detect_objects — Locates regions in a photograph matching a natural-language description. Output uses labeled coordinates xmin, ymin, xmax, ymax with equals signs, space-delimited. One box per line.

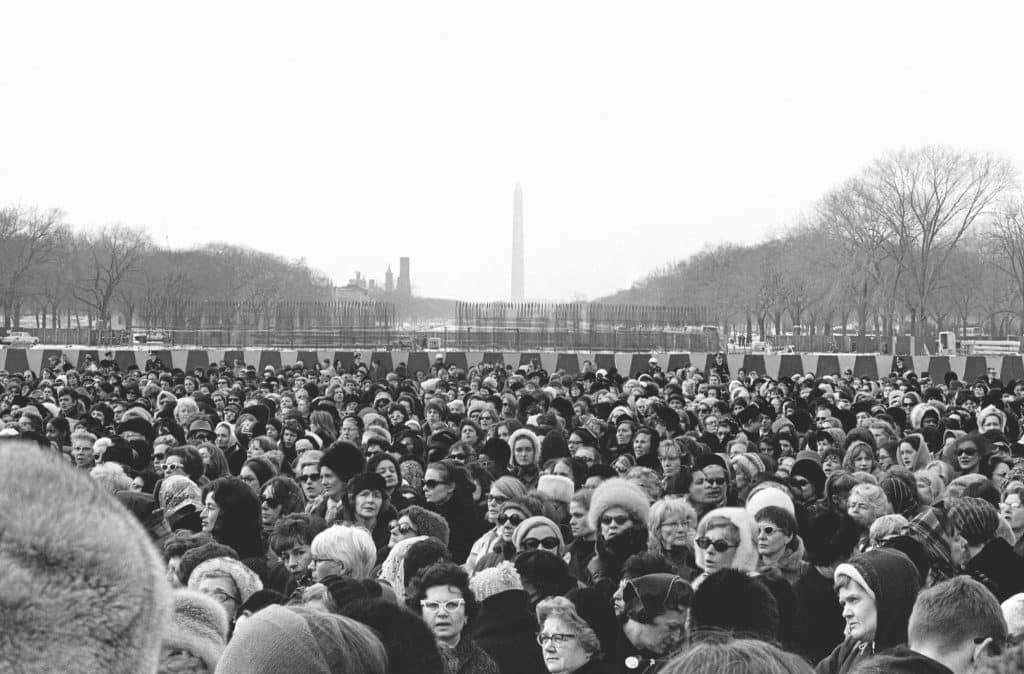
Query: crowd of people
xmin=6 ymin=349 xmax=1024 ymax=673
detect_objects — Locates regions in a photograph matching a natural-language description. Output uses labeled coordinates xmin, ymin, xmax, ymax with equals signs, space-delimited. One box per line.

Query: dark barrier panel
xmin=964 ymin=356 xmax=988 ymax=382
xmin=482 ymin=352 xmax=504 ymax=365
xmin=778 ymin=354 xmax=804 ymax=379
xmin=928 ymin=357 xmax=951 ymax=384
xmin=444 ymin=352 xmax=468 ymax=372
xmin=333 ymin=351 xmax=355 ymax=372
xmin=890 ymin=356 xmax=915 ymax=376
xmin=76 ymin=350 xmax=99 ymax=370
xmin=519 ymin=352 xmax=540 ymax=369
xmin=628 ymin=354 xmax=650 ymax=378
xmin=406 ymin=352 xmax=431 ymax=375
xmin=150 ymin=350 xmax=173 ymax=371
xmin=114 ymin=350 xmax=138 ymax=371
xmin=223 ymin=350 xmax=246 ymax=367
xmin=816 ymin=355 xmax=840 ymax=377
xmin=853 ymin=355 xmax=878 ymax=380
xmin=3 ymin=349 xmax=29 ymax=373
xmin=258 ymin=351 xmax=282 ymax=372
xmin=1002 ymin=356 xmax=1024 ymax=383
xmin=40 ymin=349 xmax=64 ymax=373
xmin=594 ymin=354 xmax=616 ymax=372
xmin=742 ymin=355 xmax=767 ymax=376
xmin=371 ymin=352 xmax=395 ymax=379
xmin=666 ymin=353 xmax=692 ymax=371
xmin=556 ymin=353 xmax=580 ymax=374
xmin=296 ymin=351 xmax=319 ymax=370
xmin=185 ymin=350 xmax=210 ymax=372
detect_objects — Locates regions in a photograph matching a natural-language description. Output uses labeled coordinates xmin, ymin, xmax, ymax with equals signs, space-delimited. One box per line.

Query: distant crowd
xmin=5 ymin=349 xmax=1024 ymax=673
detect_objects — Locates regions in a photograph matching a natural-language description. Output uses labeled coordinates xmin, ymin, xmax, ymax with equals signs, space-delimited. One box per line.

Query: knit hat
xmin=1002 ymin=593 xmax=1024 ymax=643
xmin=319 ymin=441 xmax=365 ymax=482
xmin=469 ymin=561 xmax=523 ymax=601
xmin=162 ymin=590 xmax=229 ymax=671
xmin=745 ymin=484 xmax=795 ymax=517
xmin=880 ymin=475 xmax=919 ymax=518
xmin=512 ymin=515 xmax=565 ymax=551
xmin=0 ymin=441 xmax=171 ymax=673
xmin=399 ymin=505 xmax=450 ymax=545
xmin=622 ymin=573 xmax=693 ymax=624
xmin=588 ymin=478 xmax=651 ymax=531
xmin=187 ymin=557 xmax=263 ymax=605
xmin=480 ymin=437 xmax=511 ymax=468
xmin=537 ymin=474 xmax=575 ymax=505
xmin=159 ymin=474 xmax=203 ymax=518
xmin=347 ymin=472 xmax=387 ymax=497
xmin=731 ymin=453 xmax=766 ymax=479
xmin=949 ymin=497 xmax=1001 ymax=546
xmin=215 ymin=605 xmax=386 ymax=674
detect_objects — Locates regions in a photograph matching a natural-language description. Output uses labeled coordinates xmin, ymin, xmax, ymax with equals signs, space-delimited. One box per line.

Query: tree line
xmin=606 ymin=146 xmax=1024 ymax=342
xmin=0 ymin=211 xmax=335 ymax=331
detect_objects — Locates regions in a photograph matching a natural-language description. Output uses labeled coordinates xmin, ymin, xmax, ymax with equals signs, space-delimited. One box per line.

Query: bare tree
xmin=0 ymin=205 xmax=67 ymax=328
xmin=73 ymin=225 xmax=151 ymax=327
xmin=985 ymin=197 xmax=1024 ymax=332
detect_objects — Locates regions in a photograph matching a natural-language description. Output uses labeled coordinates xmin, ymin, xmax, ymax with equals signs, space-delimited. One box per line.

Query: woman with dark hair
xmin=45 ymin=416 xmax=72 ymax=453
xmin=406 ymin=562 xmax=499 ymax=674
xmin=259 ymin=476 xmax=305 ymax=536
xmin=368 ymin=452 xmax=420 ymax=510
xmin=944 ymin=432 xmax=993 ymax=478
xmin=343 ymin=472 xmax=397 ymax=549
xmin=240 ymin=456 xmax=277 ymax=494
xmin=423 ymin=460 xmax=487 ymax=564
xmin=201 ymin=477 xmax=264 ymax=559
xmin=166 ymin=446 xmax=207 ymax=485
xmin=197 ymin=441 xmax=230 ymax=481
xmin=459 ymin=419 xmax=484 ymax=452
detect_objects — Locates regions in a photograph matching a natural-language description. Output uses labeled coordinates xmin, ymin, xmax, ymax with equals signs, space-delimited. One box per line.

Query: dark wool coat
xmin=471 ymin=590 xmax=546 ymax=674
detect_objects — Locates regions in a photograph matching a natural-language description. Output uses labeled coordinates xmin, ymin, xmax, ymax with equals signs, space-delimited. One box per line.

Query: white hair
xmin=310 ymin=525 xmax=377 ymax=580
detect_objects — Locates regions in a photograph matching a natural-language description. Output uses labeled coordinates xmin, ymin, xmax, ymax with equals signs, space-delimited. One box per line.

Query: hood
xmin=471 ymin=589 xmax=535 ymax=639
xmin=834 ymin=548 xmax=921 ymax=650
xmin=695 ymin=507 xmax=759 ymax=574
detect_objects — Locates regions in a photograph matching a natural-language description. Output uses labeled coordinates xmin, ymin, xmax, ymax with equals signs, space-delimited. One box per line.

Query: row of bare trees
xmin=608 ymin=146 xmax=1024 ymax=341
xmin=0 ymin=208 xmax=335 ymax=331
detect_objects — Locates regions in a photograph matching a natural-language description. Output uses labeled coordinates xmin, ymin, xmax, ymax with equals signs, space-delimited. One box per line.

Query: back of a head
xmin=690 ymin=568 xmax=780 ymax=642
xmin=661 ymin=637 xmax=813 ymax=674
xmin=908 ymin=576 xmax=1007 ymax=656
xmin=341 ymin=598 xmax=447 ymax=674
xmin=216 ymin=604 xmax=387 ymax=674
xmin=402 ymin=537 xmax=453 ymax=582
xmin=0 ymin=440 xmax=171 ymax=673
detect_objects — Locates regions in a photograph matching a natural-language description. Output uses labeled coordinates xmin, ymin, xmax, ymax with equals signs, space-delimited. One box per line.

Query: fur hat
xmin=537 ymin=474 xmax=575 ymax=505
xmin=162 ymin=590 xmax=229 ymax=671
xmin=745 ymin=484 xmax=795 ymax=517
xmin=909 ymin=402 xmax=943 ymax=430
xmin=0 ymin=441 xmax=171 ymax=673
xmin=187 ymin=557 xmax=263 ymax=605
xmin=791 ymin=458 xmax=826 ymax=495
xmin=399 ymin=505 xmax=450 ymax=545
xmin=690 ymin=568 xmax=780 ymax=640
xmin=469 ymin=561 xmax=523 ymax=602
xmin=319 ymin=441 xmax=365 ymax=482
xmin=588 ymin=478 xmax=651 ymax=531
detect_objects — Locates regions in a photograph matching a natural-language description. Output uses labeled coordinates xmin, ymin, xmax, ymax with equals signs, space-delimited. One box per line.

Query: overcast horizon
xmin=3 ymin=1 xmax=1024 ymax=303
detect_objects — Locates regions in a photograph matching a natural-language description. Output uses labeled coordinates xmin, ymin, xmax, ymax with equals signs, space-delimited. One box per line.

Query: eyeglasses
xmin=521 ymin=537 xmax=560 ymax=551
xmin=703 ymin=477 xmax=727 ymax=486
xmin=537 ymin=633 xmax=576 ymax=646
xmin=423 ymin=480 xmax=449 ymax=490
xmin=299 ymin=474 xmax=322 ymax=483
xmin=421 ymin=599 xmax=465 ymax=612
xmin=487 ymin=493 xmax=509 ymax=505
xmin=162 ymin=463 xmax=185 ymax=473
xmin=497 ymin=513 xmax=525 ymax=526
xmin=758 ymin=525 xmax=780 ymax=536
xmin=261 ymin=496 xmax=281 ymax=509
xmin=600 ymin=514 xmax=630 ymax=526
xmin=567 ymin=439 xmax=582 ymax=448
xmin=695 ymin=537 xmax=738 ymax=552
xmin=390 ymin=521 xmax=418 ymax=535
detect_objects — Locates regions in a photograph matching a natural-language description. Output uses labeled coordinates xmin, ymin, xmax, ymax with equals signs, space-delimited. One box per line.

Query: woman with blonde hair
xmin=647 ymin=497 xmax=698 ymax=581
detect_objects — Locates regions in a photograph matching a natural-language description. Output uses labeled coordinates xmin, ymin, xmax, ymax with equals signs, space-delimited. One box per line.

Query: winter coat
xmin=471 ymin=590 xmax=546 ymax=674
xmin=442 ymin=636 xmax=500 ymax=674
xmin=793 ymin=565 xmax=846 ymax=664
xmin=964 ymin=537 xmax=1024 ymax=602
xmin=850 ymin=645 xmax=954 ymax=673
xmin=428 ymin=494 xmax=487 ymax=565
xmin=757 ymin=536 xmax=808 ymax=586
xmin=586 ymin=527 xmax=649 ymax=598
xmin=566 ymin=536 xmax=597 ymax=583
xmin=815 ymin=548 xmax=921 ymax=674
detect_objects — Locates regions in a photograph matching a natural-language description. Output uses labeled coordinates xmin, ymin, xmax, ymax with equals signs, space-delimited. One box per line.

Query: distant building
xmin=397 ymin=257 xmax=411 ymax=297
xmin=385 ymin=266 xmax=394 ymax=293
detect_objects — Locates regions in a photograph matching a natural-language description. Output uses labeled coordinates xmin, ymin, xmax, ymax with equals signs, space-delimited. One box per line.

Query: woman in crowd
xmin=465 ymin=475 xmax=529 ymax=572
xmin=508 ymin=428 xmax=542 ymax=491
xmin=407 ymin=562 xmax=500 ymax=674
xmin=586 ymin=478 xmax=650 ymax=595
xmin=646 ymin=497 xmax=698 ymax=581
xmin=423 ymin=459 xmax=487 ymax=564
xmin=536 ymin=596 xmax=617 ymax=674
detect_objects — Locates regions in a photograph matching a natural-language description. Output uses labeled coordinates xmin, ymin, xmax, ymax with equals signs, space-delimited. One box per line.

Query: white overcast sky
xmin=2 ymin=1 xmax=1023 ymax=302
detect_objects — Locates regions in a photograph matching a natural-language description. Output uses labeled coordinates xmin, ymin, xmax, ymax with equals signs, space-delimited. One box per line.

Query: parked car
xmin=1 ymin=331 xmax=39 ymax=346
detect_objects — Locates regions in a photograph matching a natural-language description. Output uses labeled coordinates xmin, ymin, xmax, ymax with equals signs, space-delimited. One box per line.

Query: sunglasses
xmin=390 ymin=521 xmax=418 ymax=535
xmin=261 ymin=496 xmax=281 ymax=509
xmin=497 ymin=513 xmax=525 ymax=526
xmin=956 ymin=448 xmax=978 ymax=456
xmin=600 ymin=514 xmax=630 ymax=526
xmin=521 ymin=537 xmax=560 ymax=551
xmin=162 ymin=463 xmax=185 ymax=473
xmin=703 ymin=477 xmax=727 ymax=486
xmin=758 ymin=525 xmax=780 ymax=536
xmin=299 ymin=474 xmax=321 ymax=483
xmin=423 ymin=480 xmax=449 ymax=490
xmin=448 ymin=453 xmax=467 ymax=462
xmin=696 ymin=537 xmax=738 ymax=552
xmin=487 ymin=493 xmax=509 ymax=504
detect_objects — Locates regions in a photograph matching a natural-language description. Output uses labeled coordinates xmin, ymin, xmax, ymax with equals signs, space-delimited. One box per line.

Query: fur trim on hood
xmin=694 ymin=507 xmax=759 ymax=574
xmin=909 ymin=402 xmax=943 ymax=431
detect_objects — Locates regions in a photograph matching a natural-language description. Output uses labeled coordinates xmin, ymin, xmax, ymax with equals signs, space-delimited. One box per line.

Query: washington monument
xmin=511 ymin=182 xmax=525 ymax=302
